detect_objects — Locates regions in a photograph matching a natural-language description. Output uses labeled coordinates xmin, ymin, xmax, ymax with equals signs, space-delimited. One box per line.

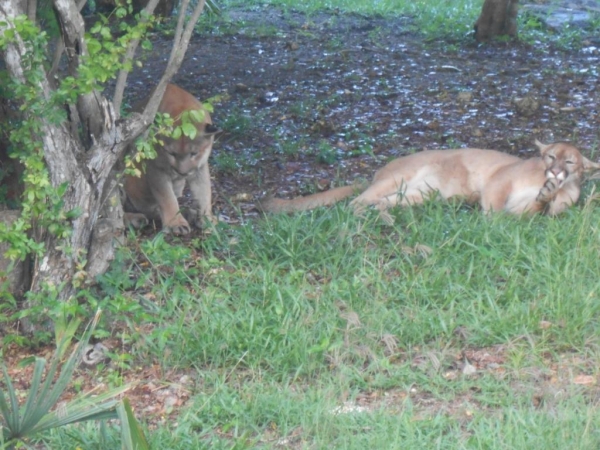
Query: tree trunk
xmin=474 ymin=0 xmax=519 ymax=42
xmin=0 ymin=0 xmax=208 ymax=329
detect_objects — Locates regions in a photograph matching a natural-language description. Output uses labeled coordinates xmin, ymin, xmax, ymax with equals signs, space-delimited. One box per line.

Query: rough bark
xmin=0 ymin=0 xmax=207 ymax=329
xmin=474 ymin=0 xmax=519 ymax=42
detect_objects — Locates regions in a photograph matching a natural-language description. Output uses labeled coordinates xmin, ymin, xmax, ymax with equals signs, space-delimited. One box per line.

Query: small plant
xmin=0 ymin=311 xmax=149 ymax=449
xmin=212 ymin=151 xmax=240 ymax=173
xmin=219 ymin=108 xmax=252 ymax=137
xmin=316 ymin=140 xmax=339 ymax=164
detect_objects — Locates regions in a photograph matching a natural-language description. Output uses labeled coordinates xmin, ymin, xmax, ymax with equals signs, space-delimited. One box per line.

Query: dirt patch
xmin=4 ymin=340 xmax=599 ymax=433
xmin=126 ymin=5 xmax=600 ymax=224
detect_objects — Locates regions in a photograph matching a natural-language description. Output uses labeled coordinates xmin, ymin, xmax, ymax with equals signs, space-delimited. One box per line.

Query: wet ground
xmin=124 ymin=4 xmax=600 ymax=224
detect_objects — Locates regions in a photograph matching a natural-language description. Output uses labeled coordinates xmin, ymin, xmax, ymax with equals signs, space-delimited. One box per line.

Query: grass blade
xmin=118 ymin=398 xmax=150 ymax=450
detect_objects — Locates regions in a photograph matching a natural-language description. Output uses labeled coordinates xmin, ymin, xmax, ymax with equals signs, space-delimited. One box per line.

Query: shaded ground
xmin=128 ymin=4 xmax=600 ymax=224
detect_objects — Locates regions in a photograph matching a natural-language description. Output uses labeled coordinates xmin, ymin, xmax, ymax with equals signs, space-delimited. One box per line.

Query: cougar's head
xmin=163 ymin=122 xmax=220 ymax=177
xmin=536 ymin=139 xmax=600 ymax=186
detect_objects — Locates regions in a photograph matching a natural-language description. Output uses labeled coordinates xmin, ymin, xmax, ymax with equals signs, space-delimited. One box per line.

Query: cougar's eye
xmin=566 ymin=160 xmax=575 ymax=165
xmin=189 ymin=151 xmax=198 ymax=157
xmin=546 ymin=154 xmax=556 ymax=161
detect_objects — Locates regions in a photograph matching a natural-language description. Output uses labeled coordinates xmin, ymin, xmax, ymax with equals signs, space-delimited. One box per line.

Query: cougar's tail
xmin=258 ymin=182 xmax=368 ymax=213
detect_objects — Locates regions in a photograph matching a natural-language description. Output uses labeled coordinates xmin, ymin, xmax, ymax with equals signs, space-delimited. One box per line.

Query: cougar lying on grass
xmin=124 ymin=84 xmax=219 ymax=235
xmin=261 ymin=140 xmax=600 ymax=219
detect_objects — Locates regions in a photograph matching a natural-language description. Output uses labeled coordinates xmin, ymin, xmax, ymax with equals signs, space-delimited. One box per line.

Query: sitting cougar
xmin=124 ymin=84 xmax=219 ymax=235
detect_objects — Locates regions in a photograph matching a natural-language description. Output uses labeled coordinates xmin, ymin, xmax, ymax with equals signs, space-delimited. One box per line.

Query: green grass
xmin=202 ymin=0 xmax=484 ymax=40
xmin=198 ymin=0 xmax=600 ymax=45
xmin=222 ymin=0 xmax=483 ymax=19
xmin=40 ymin=188 xmax=600 ymax=448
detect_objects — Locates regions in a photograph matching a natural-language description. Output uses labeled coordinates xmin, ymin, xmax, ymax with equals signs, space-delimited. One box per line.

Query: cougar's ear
xmin=582 ymin=156 xmax=600 ymax=172
xmin=204 ymin=123 xmax=221 ymax=135
xmin=535 ymin=139 xmax=550 ymax=155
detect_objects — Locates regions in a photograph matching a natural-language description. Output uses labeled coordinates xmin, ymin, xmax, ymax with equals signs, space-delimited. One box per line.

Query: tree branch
xmin=26 ymin=0 xmax=36 ymax=22
xmin=112 ymin=0 xmax=161 ymax=117
xmin=49 ymin=0 xmax=87 ymax=79
xmin=52 ymin=0 xmax=87 ymax=72
xmin=53 ymin=0 xmax=106 ymax=149
xmin=140 ymin=0 xmax=206 ymax=123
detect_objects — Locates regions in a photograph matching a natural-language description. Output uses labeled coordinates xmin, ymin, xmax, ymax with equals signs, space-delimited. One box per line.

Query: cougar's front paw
xmin=536 ymin=178 xmax=560 ymax=203
xmin=164 ymin=215 xmax=192 ymax=235
xmin=189 ymin=209 xmax=218 ymax=229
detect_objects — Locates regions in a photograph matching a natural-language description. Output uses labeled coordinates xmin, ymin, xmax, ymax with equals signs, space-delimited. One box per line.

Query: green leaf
xmin=0 ymin=311 xmax=151 ymax=447
xmin=181 ymin=122 xmax=197 ymax=139
xmin=100 ymin=26 xmax=112 ymax=39
xmin=19 ymin=358 xmax=47 ymax=433
xmin=0 ymin=364 xmax=20 ymax=432
xmin=189 ymin=109 xmax=206 ymax=123
xmin=16 ymin=356 xmax=36 ymax=368
xmin=171 ymin=127 xmax=182 ymax=140
xmin=54 ymin=316 xmax=82 ymax=358
xmin=118 ymin=398 xmax=150 ymax=450
xmin=3 ymin=29 xmax=15 ymax=41
xmin=87 ymin=38 xmax=102 ymax=55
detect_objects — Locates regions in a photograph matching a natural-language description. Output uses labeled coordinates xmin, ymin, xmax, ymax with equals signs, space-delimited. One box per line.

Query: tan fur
xmin=261 ymin=141 xmax=600 ymax=218
xmin=124 ymin=84 xmax=219 ymax=235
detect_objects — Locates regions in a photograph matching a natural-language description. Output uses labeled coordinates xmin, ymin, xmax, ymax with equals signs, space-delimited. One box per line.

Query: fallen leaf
xmin=573 ymin=375 xmax=596 ymax=385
